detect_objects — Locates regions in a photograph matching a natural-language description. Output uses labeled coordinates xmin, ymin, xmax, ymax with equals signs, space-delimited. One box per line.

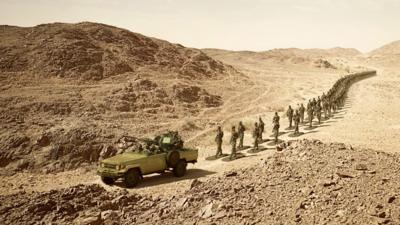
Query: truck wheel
xmin=167 ymin=151 xmax=180 ymax=167
xmin=101 ymin=177 xmax=115 ymax=185
xmin=173 ymin=160 xmax=187 ymax=177
xmin=125 ymin=169 xmax=141 ymax=188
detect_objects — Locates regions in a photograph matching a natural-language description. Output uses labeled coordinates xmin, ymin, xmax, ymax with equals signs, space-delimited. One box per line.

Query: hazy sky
xmin=1 ymin=0 xmax=399 ymax=52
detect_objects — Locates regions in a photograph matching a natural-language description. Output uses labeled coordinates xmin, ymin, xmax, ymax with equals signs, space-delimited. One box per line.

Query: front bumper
xmin=97 ymin=167 xmax=126 ymax=178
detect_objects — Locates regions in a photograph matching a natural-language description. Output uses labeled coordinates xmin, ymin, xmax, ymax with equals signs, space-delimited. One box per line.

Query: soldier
xmin=259 ymin=117 xmax=265 ymax=141
xmin=299 ymin=103 xmax=305 ymax=123
xmin=229 ymin=126 xmax=239 ymax=160
xmin=252 ymin=122 xmax=260 ymax=150
xmin=317 ymin=96 xmax=322 ymax=108
xmin=322 ymin=92 xmax=326 ymax=101
xmin=323 ymin=99 xmax=329 ymax=119
xmin=315 ymin=103 xmax=322 ymax=124
xmin=312 ymin=98 xmax=317 ymax=109
xmin=333 ymin=99 xmax=337 ymax=112
xmin=272 ymin=112 xmax=280 ymax=143
xmin=286 ymin=105 xmax=294 ymax=128
xmin=238 ymin=121 xmax=246 ymax=149
xmin=307 ymin=104 xmax=314 ymax=127
xmin=328 ymin=98 xmax=332 ymax=117
xmin=215 ymin=126 xmax=224 ymax=158
xmin=307 ymin=99 xmax=312 ymax=110
xmin=293 ymin=110 xmax=300 ymax=135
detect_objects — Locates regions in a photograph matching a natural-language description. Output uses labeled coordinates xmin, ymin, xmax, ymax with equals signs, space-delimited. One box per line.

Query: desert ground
xmin=0 ymin=23 xmax=399 ymax=224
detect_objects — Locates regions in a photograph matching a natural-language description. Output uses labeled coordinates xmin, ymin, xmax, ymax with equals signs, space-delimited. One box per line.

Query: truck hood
xmin=102 ymin=152 xmax=146 ymax=164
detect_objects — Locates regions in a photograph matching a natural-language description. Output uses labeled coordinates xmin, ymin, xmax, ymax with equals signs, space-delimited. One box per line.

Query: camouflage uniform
xmin=286 ymin=106 xmax=294 ymax=128
xmin=272 ymin=113 xmax=280 ymax=143
xmin=229 ymin=126 xmax=239 ymax=160
xmin=252 ymin=122 xmax=260 ymax=150
xmin=312 ymin=98 xmax=317 ymax=109
xmin=315 ymin=104 xmax=322 ymax=124
xmin=323 ymin=99 xmax=329 ymax=119
xmin=293 ymin=110 xmax=300 ymax=134
xmin=307 ymin=105 xmax=314 ymax=127
xmin=317 ymin=96 xmax=322 ymax=108
xmin=299 ymin=104 xmax=305 ymax=123
xmin=238 ymin=122 xmax=246 ymax=149
xmin=215 ymin=127 xmax=224 ymax=157
xmin=258 ymin=117 xmax=265 ymax=141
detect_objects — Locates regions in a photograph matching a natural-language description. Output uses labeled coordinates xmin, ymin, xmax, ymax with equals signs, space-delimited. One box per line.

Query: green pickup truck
xmin=97 ymin=131 xmax=198 ymax=187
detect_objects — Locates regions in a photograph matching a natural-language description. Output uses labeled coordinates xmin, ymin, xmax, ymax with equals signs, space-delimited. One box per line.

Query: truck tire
xmin=124 ymin=169 xmax=141 ymax=188
xmin=173 ymin=160 xmax=187 ymax=177
xmin=167 ymin=151 xmax=180 ymax=167
xmin=101 ymin=177 xmax=115 ymax=185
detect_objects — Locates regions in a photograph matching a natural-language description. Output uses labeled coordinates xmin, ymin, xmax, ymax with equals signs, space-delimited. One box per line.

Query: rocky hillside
xmin=0 ymin=22 xmax=247 ymax=174
xmin=1 ymin=139 xmax=399 ymax=225
xmin=0 ymin=22 xmax=231 ymax=81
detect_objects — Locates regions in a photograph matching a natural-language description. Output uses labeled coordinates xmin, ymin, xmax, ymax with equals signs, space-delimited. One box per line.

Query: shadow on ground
xmin=266 ymin=139 xmax=284 ymax=146
xmin=269 ymin=132 xmax=287 ymax=137
xmin=247 ymin=146 xmax=274 ymax=154
xmin=113 ymin=168 xmax=216 ymax=189
xmin=221 ymin=153 xmax=255 ymax=162
xmin=287 ymin=132 xmax=305 ymax=137
xmin=205 ymin=154 xmax=229 ymax=161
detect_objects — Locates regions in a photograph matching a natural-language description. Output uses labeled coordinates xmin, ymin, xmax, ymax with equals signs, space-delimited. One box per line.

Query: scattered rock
xmin=355 ymin=163 xmax=368 ymax=171
xmin=225 ymin=171 xmax=238 ymax=177
xmin=336 ymin=171 xmax=356 ymax=178
xmin=198 ymin=203 xmax=217 ymax=219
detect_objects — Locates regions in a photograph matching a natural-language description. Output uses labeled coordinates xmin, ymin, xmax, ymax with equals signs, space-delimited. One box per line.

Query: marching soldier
xmin=293 ymin=110 xmax=300 ymax=135
xmin=312 ymin=98 xmax=317 ymax=109
xmin=252 ymin=122 xmax=260 ymax=150
xmin=315 ymin=103 xmax=322 ymax=124
xmin=317 ymin=96 xmax=322 ymax=108
xmin=307 ymin=99 xmax=312 ymax=110
xmin=299 ymin=103 xmax=305 ymax=123
xmin=215 ymin=126 xmax=224 ymax=158
xmin=259 ymin=117 xmax=265 ymax=141
xmin=238 ymin=121 xmax=246 ymax=149
xmin=229 ymin=126 xmax=239 ymax=160
xmin=272 ymin=112 xmax=280 ymax=143
xmin=286 ymin=105 xmax=294 ymax=128
xmin=307 ymin=104 xmax=314 ymax=127
xmin=323 ymin=99 xmax=329 ymax=119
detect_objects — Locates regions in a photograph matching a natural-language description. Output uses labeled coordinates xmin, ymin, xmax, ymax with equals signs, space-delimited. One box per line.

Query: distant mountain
xmin=203 ymin=47 xmax=360 ymax=70
xmin=369 ymin=40 xmax=400 ymax=56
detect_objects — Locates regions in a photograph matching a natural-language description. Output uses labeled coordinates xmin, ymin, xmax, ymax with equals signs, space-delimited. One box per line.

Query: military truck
xmin=97 ymin=131 xmax=198 ymax=187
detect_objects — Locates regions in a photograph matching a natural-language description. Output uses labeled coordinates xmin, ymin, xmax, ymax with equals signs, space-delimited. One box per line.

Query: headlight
xmin=101 ymin=163 xmax=105 ymax=167
xmin=117 ymin=164 xmax=126 ymax=170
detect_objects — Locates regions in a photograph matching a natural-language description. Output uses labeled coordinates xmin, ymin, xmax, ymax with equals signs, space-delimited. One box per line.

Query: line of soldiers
xmin=215 ymin=71 xmax=377 ymax=160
